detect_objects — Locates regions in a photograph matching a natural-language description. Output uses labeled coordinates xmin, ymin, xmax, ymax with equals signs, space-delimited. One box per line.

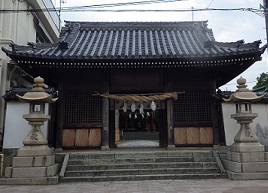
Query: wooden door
xmin=61 ymin=90 xmax=103 ymax=149
xmin=62 ymin=128 xmax=101 ymax=148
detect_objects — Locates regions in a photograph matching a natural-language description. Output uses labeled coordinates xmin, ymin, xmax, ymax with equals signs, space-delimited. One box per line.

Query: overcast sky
xmin=54 ymin=0 xmax=267 ymax=91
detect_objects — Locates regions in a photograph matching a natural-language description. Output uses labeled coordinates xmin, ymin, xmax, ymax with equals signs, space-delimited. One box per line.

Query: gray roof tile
xmin=2 ymin=21 xmax=264 ymax=60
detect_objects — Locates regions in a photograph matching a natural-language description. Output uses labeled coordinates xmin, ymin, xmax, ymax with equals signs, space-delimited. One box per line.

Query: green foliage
xmin=253 ymin=72 xmax=268 ymax=91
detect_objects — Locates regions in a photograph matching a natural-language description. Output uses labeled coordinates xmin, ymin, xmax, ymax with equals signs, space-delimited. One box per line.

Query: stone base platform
xmin=0 ymin=176 xmax=58 ymax=185
xmin=3 ymin=162 xmax=60 ymax=184
xmin=225 ymin=170 xmax=268 ymax=180
xmin=4 ymin=145 xmax=60 ymax=184
xmin=5 ymin=163 xmax=60 ymax=178
xmin=222 ymin=150 xmax=268 ymax=180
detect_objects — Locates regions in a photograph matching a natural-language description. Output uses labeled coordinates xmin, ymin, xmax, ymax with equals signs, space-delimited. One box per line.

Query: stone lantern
xmin=222 ymin=77 xmax=268 ymax=180
xmin=223 ymin=76 xmax=263 ymax=152
xmin=16 ymin=76 xmax=57 ymax=151
xmin=4 ymin=76 xmax=59 ymax=184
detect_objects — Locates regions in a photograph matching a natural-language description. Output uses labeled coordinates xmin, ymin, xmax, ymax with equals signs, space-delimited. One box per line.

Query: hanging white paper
xmin=131 ymin=102 xmax=136 ymax=112
xmin=139 ymin=103 xmax=144 ymax=114
xmin=123 ymin=101 xmax=127 ymax=112
xmin=151 ymin=101 xmax=156 ymax=111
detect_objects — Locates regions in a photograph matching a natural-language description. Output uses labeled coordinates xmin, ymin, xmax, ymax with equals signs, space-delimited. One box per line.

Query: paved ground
xmin=1 ymin=179 xmax=268 ymax=193
xmin=117 ymin=140 xmax=159 ymax=148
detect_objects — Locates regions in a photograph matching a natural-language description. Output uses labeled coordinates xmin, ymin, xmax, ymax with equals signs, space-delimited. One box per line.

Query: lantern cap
xmin=223 ymin=77 xmax=263 ymax=102
xmin=16 ymin=76 xmax=58 ymax=103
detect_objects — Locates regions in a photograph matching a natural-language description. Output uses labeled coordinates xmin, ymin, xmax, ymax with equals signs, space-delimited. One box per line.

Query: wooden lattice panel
xmin=75 ymin=129 xmax=89 ymax=147
xmin=62 ymin=129 xmax=75 ymax=147
xmin=186 ymin=127 xmax=200 ymax=144
xmin=200 ymin=127 xmax=213 ymax=144
xmin=64 ymin=91 xmax=102 ymax=125
xmin=88 ymin=128 xmax=101 ymax=146
xmin=174 ymin=91 xmax=211 ymax=123
xmin=174 ymin=127 xmax=187 ymax=144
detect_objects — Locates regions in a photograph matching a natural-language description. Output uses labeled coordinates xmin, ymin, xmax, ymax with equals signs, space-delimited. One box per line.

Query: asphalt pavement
xmin=0 ymin=179 xmax=268 ymax=193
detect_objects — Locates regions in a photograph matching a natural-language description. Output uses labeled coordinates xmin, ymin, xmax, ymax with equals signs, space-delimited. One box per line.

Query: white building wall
xmin=3 ymin=102 xmax=48 ymax=149
xmin=222 ymin=102 xmax=268 ymax=147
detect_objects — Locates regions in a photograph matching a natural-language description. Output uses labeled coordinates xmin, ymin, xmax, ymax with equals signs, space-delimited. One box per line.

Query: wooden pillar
xmin=101 ymin=97 xmax=110 ymax=150
xmin=115 ymin=109 xmax=120 ymax=144
xmin=57 ymin=83 xmax=64 ymax=148
xmin=109 ymin=109 xmax=115 ymax=148
xmin=165 ymin=70 xmax=175 ymax=150
xmin=167 ymin=98 xmax=175 ymax=149
xmin=210 ymin=80 xmax=220 ymax=146
xmin=101 ymin=79 xmax=110 ymax=151
xmin=159 ymin=109 xmax=167 ymax=148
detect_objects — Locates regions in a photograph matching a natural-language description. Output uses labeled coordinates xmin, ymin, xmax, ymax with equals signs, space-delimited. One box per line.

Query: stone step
xmin=65 ymin=168 xmax=221 ymax=177
xmin=68 ymin=156 xmax=215 ymax=165
xmin=61 ymin=173 xmax=226 ymax=182
xmin=66 ymin=162 xmax=218 ymax=171
xmin=68 ymin=151 xmax=213 ymax=160
xmin=60 ymin=151 xmax=226 ymax=182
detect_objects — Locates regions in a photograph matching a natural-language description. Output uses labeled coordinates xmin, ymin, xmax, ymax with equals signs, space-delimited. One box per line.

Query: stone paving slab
xmin=0 ymin=179 xmax=268 ymax=193
xmin=117 ymin=140 xmax=159 ymax=148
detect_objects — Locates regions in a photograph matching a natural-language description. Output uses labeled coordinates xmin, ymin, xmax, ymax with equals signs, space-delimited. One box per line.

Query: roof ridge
xmin=63 ymin=20 xmax=210 ymax=30
xmin=64 ymin=20 xmax=209 ymax=23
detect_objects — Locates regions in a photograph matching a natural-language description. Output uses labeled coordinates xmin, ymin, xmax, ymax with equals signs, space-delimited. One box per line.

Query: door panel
xmin=62 ymin=128 xmax=101 ymax=148
xmin=174 ymin=127 xmax=213 ymax=145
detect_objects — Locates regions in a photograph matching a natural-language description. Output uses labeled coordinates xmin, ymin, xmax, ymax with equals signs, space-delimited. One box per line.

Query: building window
xmin=36 ymin=32 xmax=46 ymax=43
xmin=34 ymin=17 xmax=51 ymax=43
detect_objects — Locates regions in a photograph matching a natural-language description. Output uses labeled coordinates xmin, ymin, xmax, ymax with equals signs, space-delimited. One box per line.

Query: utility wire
xmin=207 ymin=0 xmax=214 ymax=8
xmin=0 ymin=7 xmax=263 ymax=13
xmin=64 ymin=0 xmax=184 ymax=9
xmin=0 ymin=0 xmax=263 ymax=18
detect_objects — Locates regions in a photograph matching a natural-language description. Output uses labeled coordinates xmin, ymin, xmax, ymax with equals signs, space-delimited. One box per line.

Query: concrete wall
xmin=222 ymin=103 xmax=268 ymax=147
xmin=0 ymin=1 xmax=36 ymax=44
xmin=26 ymin=0 xmax=60 ymax=42
xmin=3 ymin=102 xmax=48 ymax=149
xmin=0 ymin=0 xmax=59 ymax=140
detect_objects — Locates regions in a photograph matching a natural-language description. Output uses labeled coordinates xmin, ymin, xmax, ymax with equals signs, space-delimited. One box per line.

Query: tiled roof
xmin=3 ymin=21 xmax=264 ymax=60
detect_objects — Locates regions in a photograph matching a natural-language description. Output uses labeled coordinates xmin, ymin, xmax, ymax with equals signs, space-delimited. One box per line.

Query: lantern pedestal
xmin=229 ymin=112 xmax=264 ymax=153
xmin=222 ymin=112 xmax=268 ymax=180
xmin=4 ymin=112 xmax=60 ymax=184
xmin=222 ymin=150 xmax=268 ymax=180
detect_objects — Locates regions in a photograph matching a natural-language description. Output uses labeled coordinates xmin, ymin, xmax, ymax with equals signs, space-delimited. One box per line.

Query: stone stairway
xmin=60 ymin=150 xmax=226 ymax=182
